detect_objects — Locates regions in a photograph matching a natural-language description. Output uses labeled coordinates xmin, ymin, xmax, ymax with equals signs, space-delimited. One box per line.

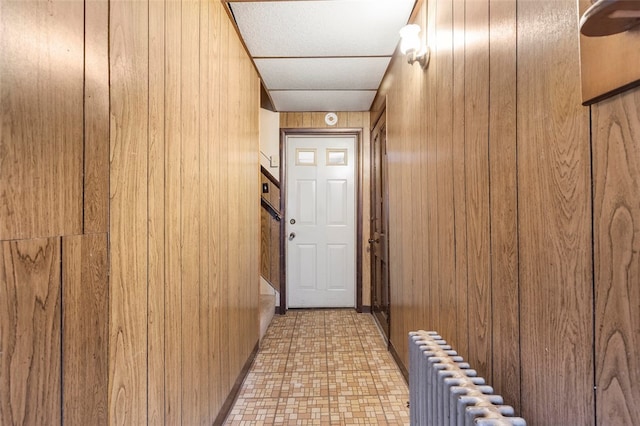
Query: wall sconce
xmin=399 ymin=24 xmax=430 ymax=69
xmin=580 ymin=0 xmax=640 ymax=36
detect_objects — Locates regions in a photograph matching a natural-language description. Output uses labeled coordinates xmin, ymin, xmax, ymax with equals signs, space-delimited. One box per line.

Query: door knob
xmin=289 ymin=232 xmax=296 ymax=241
xmin=368 ymin=238 xmax=380 ymax=244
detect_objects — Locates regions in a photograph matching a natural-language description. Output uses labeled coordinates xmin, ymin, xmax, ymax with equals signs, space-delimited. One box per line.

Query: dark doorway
xmin=370 ymin=110 xmax=390 ymax=340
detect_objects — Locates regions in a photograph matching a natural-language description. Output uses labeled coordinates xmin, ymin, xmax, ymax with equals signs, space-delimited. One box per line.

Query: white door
xmin=286 ymin=135 xmax=356 ymax=308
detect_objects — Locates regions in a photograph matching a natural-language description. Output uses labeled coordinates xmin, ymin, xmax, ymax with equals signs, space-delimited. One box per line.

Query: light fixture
xmin=399 ymin=24 xmax=430 ymax=69
xmin=580 ymin=0 xmax=640 ymax=37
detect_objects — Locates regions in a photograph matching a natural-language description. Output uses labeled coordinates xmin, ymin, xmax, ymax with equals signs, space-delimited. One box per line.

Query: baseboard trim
xmin=389 ymin=340 xmax=409 ymax=384
xmin=213 ymin=340 xmax=260 ymax=425
xmin=358 ymin=305 xmax=371 ymax=313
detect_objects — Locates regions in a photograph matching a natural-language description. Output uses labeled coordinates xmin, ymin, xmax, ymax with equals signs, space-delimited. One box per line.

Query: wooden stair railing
xmin=260 ymin=166 xmax=281 ymax=292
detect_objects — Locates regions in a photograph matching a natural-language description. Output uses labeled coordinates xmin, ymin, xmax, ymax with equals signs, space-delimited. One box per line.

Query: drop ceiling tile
xmin=269 ymin=90 xmax=377 ymax=112
xmin=255 ymin=57 xmax=390 ymax=90
xmin=229 ymin=0 xmax=415 ymax=57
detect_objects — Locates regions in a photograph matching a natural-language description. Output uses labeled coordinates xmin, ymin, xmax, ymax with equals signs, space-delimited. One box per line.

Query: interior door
xmin=286 ymin=135 xmax=356 ymax=308
xmin=370 ymin=112 xmax=390 ymax=339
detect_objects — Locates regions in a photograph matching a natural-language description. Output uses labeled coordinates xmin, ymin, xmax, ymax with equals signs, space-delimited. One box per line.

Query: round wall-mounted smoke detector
xmin=325 ymin=112 xmax=338 ymax=126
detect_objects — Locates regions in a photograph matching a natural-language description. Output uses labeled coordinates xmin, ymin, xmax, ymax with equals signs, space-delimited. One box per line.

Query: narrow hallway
xmin=224 ymin=310 xmax=409 ymax=425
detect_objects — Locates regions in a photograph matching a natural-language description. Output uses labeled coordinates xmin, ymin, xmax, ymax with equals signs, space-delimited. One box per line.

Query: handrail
xmin=260 ymin=165 xmax=280 ymax=188
xmin=261 ymin=198 xmax=281 ymax=221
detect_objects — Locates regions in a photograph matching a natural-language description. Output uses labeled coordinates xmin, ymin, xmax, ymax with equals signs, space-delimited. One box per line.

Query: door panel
xmin=371 ymin=112 xmax=390 ymax=339
xmin=287 ymin=135 xmax=356 ymax=308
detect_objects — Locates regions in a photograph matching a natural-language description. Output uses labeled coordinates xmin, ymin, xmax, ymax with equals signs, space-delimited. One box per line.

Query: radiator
xmin=409 ymin=331 xmax=526 ymax=426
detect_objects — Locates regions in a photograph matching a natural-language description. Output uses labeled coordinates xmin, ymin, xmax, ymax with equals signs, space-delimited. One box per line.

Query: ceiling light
xmin=580 ymin=0 xmax=640 ymax=36
xmin=399 ymin=24 xmax=430 ymax=69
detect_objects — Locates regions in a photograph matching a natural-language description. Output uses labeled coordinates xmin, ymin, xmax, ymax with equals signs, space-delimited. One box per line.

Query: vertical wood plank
xmin=0 ymin=238 xmax=61 ymax=426
xmin=84 ymin=0 xmax=110 ymax=234
xmin=217 ymin=10 xmax=232 ymax=399
xmin=464 ymin=0 xmax=491 ymax=380
xmin=164 ymin=0 xmax=182 ymax=421
xmin=451 ymin=0 xmax=469 ymax=359
xmin=488 ymin=0 xmax=519 ymax=410
xmin=347 ymin=112 xmax=364 ymax=128
xmin=593 ymin=89 xmax=640 ymax=426
xmin=227 ymin=22 xmax=243 ymax=378
xmin=109 ymin=0 xmax=149 ymax=422
xmin=517 ymin=0 xmax=593 ymax=423
xmin=180 ymin=0 xmax=202 ymax=422
xmin=435 ymin=0 xmax=456 ymax=345
xmin=0 ymin=0 xmax=83 ymax=240
xmin=360 ymin=114 xmax=371 ymax=307
xmin=62 ymin=234 xmax=108 ymax=426
xmin=199 ymin=0 xmax=212 ymax=421
xmin=311 ymin=112 xmax=326 ymax=128
xmin=207 ymin=1 xmax=225 ymax=417
xmin=148 ymin=0 xmax=166 ymax=423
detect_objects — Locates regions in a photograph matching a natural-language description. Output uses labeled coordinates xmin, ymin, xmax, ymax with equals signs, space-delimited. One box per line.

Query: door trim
xmin=279 ymin=128 xmax=364 ymax=313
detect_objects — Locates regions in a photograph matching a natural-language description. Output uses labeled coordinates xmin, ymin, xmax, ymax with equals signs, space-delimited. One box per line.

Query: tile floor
xmin=224 ymin=309 xmax=410 ymax=425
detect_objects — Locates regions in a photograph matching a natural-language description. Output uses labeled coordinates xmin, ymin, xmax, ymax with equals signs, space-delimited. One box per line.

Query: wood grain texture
xmin=488 ymin=0 xmax=519 ymax=410
xmin=435 ymin=0 xmax=456 ymax=347
xmin=0 ymin=238 xmax=61 ymax=426
xmin=62 ymin=234 xmax=108 ymax=426
xmin=83 ymin=0 xmax=110 ymax=234
xmin=592 ymin=88 xmax=640 ymax=425
xmin=464 ymin=0 xmax=491 ymax=380
xmin=451 ymin=0 xmax=469 ymax=359
xmin=0 ymin=0 xmax=83 ymax=240
xmin=517 ymin=1 xmax=593 ymax=423
xmin=198 ymin=3 xmax=212 ymax=417
xmin=215 ymin=10 xmax=233 ymax=407
xmin=163 ymin=0 xmax=183 ymax=421
xmin=180 ymin=0 xmax=203 ymax=422
xmin=147 ymin=0 xmax=166 ymax=423
xmin=109 ymin=0 xmax=149 ymax=422
xmin=206 ymin=2 xmax=226 ymax=417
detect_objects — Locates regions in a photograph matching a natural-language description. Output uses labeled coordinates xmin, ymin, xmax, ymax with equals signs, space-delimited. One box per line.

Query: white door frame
xmin=279 ymin=128 xmax=363 ymax=312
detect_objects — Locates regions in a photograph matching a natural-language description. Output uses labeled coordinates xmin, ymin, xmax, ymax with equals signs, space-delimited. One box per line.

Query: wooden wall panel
xmin=216 ymin=11 xmax=233 ymax=406
xmin=207 ymin=2 xmax=226 ymax=417
xmin=451 ymin=0 xmax=468 ymax=358
xmin=0 ymin=0 xmax=84 ymax=240
xmin=593 ymin=88 xmax=640 ymax=425
xmin=109 ymin=0 xmax=149 ymax=422
xmin=163 ymin=0 xmax=183 ymax=421
xmin=1 ymin=0 xmax=260 ymax=424
xmin=147 ymin=0 xmax=166 ymax=423
xmin=435 ymin=0 xmax=456 ymax=347
xmin=180 ymin=0 xmax=203 ymax=422
xmin=488 ymin=0 xmax=519 ymax=410
xmin=62 ymin=234 xmax=108 ymax=426
xmin=376 ymin=0 xmax=640 ymax=423
xmin=83 ymin=0 xmax=110 ymax=234
xmin=198 ymin=3 xmax=212 ymax=418
xmin=464 ymin=0 xmax=491 ymax=380
xmin=517 ymin=0 xmax=593 ymax=423
xmin=0 ymin=238 xmax=61 ymax=426
xmin=227 ymin=22 xmax=243 ymax=379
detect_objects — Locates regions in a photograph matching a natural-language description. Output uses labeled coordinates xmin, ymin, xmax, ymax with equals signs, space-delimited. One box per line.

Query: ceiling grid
xmin=229 ymin=0 xmax=416 ymax=112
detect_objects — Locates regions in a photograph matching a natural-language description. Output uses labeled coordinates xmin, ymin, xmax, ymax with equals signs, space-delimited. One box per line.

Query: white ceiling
xmin=228 ymin=0 xmax=416 ymax=112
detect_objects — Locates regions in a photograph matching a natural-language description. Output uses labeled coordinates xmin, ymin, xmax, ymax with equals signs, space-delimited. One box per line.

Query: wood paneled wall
xmin=1 ymin=0 xmax=109 ymax=424
xmin=376 ymin=0 xmax=640 ymax=424
xmin=110 ymin=0 xmax=260 ymax=424
xmin=2 ymin=0 xmax=260 ymax=423
xmin=280 ymin=112 xmax=372 ymax=307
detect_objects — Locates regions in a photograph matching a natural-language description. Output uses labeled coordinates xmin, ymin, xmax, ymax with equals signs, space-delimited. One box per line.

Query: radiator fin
xmin=409 ymin=331 xmax=526 ymax=426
